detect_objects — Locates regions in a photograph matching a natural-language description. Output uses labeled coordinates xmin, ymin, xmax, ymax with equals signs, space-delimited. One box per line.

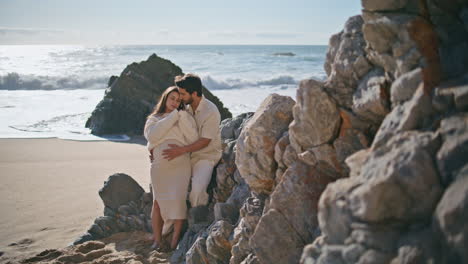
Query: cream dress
xmin=144 ymin=109 xmax=198 ymax=234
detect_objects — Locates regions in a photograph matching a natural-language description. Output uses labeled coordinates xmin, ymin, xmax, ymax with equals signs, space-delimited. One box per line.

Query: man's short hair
xmin=175 ymin=73 xmax=203 ymax=96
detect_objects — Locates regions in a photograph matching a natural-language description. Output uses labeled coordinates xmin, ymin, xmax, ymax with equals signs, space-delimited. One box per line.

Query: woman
xmin=144 ymin=86 xmax=198 ymax=251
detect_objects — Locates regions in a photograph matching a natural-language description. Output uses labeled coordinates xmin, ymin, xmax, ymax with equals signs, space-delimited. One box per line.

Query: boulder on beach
xmin=85 ymin=54 xmax=231 ymax=135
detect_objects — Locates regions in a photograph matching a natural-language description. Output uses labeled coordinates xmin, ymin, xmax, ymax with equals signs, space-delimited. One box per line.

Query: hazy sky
xmin=0 ymin=0 xmax=362 ymax=45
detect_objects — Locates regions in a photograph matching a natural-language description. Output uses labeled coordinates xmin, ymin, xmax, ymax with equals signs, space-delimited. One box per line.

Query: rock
xmin=350 ymin=226 xmax=400 ymax=252
xmin=344 ymin=149 xmax=370 ymax=178
xmin=390 ymin=246 xmax=425 ymax=264
xmin=250 ymin=209 xmax=304 ymax=264
xmin=391 ymin=227 xmax=439 ymax=264
xmin=86 ymin=54 xmax=231 ymax=135
xmin=236 ymin=94 xmax=295 ymax=194
xmin=282 ymin=144 xmax=298 ymax=169
xmin=338 ymin=108 xmax=374 ymax=135
xmin=226 ymin=182 xmax=250 ymax=211
xmin=318 ymin=177 xmax=362 ymax=245
xmin=188 ymin=205 xmax=210 ymax=229
xmin=311 ymin=144 xmax=344 ymax=177
xmin=436 ymin=113 xmax=468 ymax=185
xmin=299 ymin=236 xmax=325 ymax=264
xmin=171 ymin=227 xmax=205 ymax=264
xmin=240 ymin=253 xmax=260 ymax=264
xmin=103 ymin=206 xmax=116 ymax=217
xmin=427 ymin=1 xmax=468 ymax=80
xmin=186 ymin=235 xmax=213 ymax=264
xmin=273 ymin=52 xmax=296 ymax=56
xmin=88 ymin=223 xmax=106 ymax=239
xmin=271 ymin=162 xmax=334 ymax=242
xmin=372 ymin=85 xmax=433 ymax=148
xmin=352 ymin=68 xmax=390 ymax=124
xmin=434 ymin=169 xmax=468 ymax=263
xmin=230 ymin=195 xmax=266 ymax=264
xmin=98 ymin=174 xmax=144 ymax=211
xmin=215 ymin=140 xmax=238 ymax=203
xmin=363 ymin=12 xmax=421 ymax=78
xmin=312 ymin=245 xmax=346 ymax=264
xmin=118 ymin=204 xmax=136 ymax=216
xmin=252 ymin=162 xmax=335 ymax=264
xmin=362 ymin=0 xmax=409 ymax=12
xmin=324 ymin=15 xmax=371 ymax=108
xmin=343 ymin=244 xmax=366 ymax=264
xmin=94 ymin=216 xmax=120 ymax=235
xmin=358 ymin=249 xmax=393 ymax=264
xmin=214 ymin=202 xmax=239 ymax=224
xmin=390 ymin=67 xmax=422 ymax=105
xmin=333 ymin=129 xmax=369 ymax=175
xmin=289 ymin=79 xmax=341 ymax=153
xmin=221 ymin=112 xmax=254 ymax=141
xmin=206 ymin=220 xmax=234 ymax=262
xmin=230 ymin=220 xmax=252 ymax=264
xmin=274 ymin=131 xmax=289 ymax=170
xmin=350 ymin=131 xmax=442 ymax=223
xmin=22 ymin=249 xmax=63 ymax=263
xmin=441 ymin=84 xmax=468 ymax=111
xmin=76 ymin=241 xmax=106 ymax=254
xmin=239 ymin=195 xmax=265 ymax=236
xmin=73 ymin=232 xmax=94 ymax=245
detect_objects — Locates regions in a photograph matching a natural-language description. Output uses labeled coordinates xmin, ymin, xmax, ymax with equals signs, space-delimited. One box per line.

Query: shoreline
xmin=0 ymin=137 xmax=151 ymax=262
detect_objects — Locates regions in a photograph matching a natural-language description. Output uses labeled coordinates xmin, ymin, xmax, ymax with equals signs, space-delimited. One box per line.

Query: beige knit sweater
xmin=144 ymin=109 xmax=199 ymax=152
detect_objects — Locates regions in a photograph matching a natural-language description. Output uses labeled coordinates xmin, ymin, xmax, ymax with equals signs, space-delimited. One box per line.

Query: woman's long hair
xmin=147 ymin=86 xmax=182 ymax=118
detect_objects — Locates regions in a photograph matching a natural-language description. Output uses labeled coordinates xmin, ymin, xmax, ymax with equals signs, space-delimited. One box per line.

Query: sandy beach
xmin=0 ymin=138 xmax=152 ymax=262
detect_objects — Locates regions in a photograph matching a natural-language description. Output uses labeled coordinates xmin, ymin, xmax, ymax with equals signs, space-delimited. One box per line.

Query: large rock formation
xmin=300 ymin=1 xmax=468 ymax=264
xmin=236 ymin=94 xmax=295 ymax=194
xmin=85 ymin=54 xmax=231 ymax=135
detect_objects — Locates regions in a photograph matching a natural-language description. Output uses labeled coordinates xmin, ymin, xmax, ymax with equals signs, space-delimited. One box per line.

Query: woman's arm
xmin=178 ymin=111 xmax=199 ymax=144
xmin=144 ymin=110 xmax=179 ymax=142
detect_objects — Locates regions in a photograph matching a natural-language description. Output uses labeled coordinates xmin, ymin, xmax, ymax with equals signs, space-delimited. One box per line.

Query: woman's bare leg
xmin=170 ymin=219 xmax=184 ymax=250
xmin=151 ymin=200 xmax=164 ymax=247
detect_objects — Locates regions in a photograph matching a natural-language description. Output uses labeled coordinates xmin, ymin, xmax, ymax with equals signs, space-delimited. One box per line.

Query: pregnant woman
xmin=144 ymin=86 xmax=198 ymax=251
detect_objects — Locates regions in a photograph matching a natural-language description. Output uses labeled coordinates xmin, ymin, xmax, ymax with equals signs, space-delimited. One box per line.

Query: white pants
xmin=189 ymin=160 xmax=215 ymax=207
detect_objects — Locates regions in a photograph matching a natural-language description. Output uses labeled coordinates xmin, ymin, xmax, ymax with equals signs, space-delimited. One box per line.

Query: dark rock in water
xmin=273 ymin=52 xmax=296 ymax=56
xmin=98 ymin=173 xmax=144 ymax=210
xmin=85 ymin=53 xmax=231 ymax=135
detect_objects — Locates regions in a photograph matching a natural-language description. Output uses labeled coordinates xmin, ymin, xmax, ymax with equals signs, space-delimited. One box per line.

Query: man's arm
xmin=162 ymin=137 xmax=211 ymax=161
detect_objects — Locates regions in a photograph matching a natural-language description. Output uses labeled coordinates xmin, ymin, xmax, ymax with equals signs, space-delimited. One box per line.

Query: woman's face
xmin=165 ymin=91 xmax=181 ymax=113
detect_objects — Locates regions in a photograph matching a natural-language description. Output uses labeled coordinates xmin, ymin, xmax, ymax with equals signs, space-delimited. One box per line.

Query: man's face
xmin=177 ymin=87 xmax=193 ymax=104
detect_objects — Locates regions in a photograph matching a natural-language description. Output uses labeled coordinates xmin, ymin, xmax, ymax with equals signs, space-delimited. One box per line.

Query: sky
xmin=0 ymin=0 xmax=362 ymax=45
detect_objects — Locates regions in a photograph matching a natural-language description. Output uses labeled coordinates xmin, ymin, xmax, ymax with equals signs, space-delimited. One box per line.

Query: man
xmin=162 ymin=73 xmax=222 ymax=207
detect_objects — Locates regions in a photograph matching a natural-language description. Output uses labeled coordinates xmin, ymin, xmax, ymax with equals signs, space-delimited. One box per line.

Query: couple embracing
xmin=143 ymin=74 xmax=222 ymax=251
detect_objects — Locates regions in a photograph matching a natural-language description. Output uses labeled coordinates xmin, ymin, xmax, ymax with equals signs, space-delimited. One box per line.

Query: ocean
xmin=0 ymin=45 xmax=327 ymax=140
